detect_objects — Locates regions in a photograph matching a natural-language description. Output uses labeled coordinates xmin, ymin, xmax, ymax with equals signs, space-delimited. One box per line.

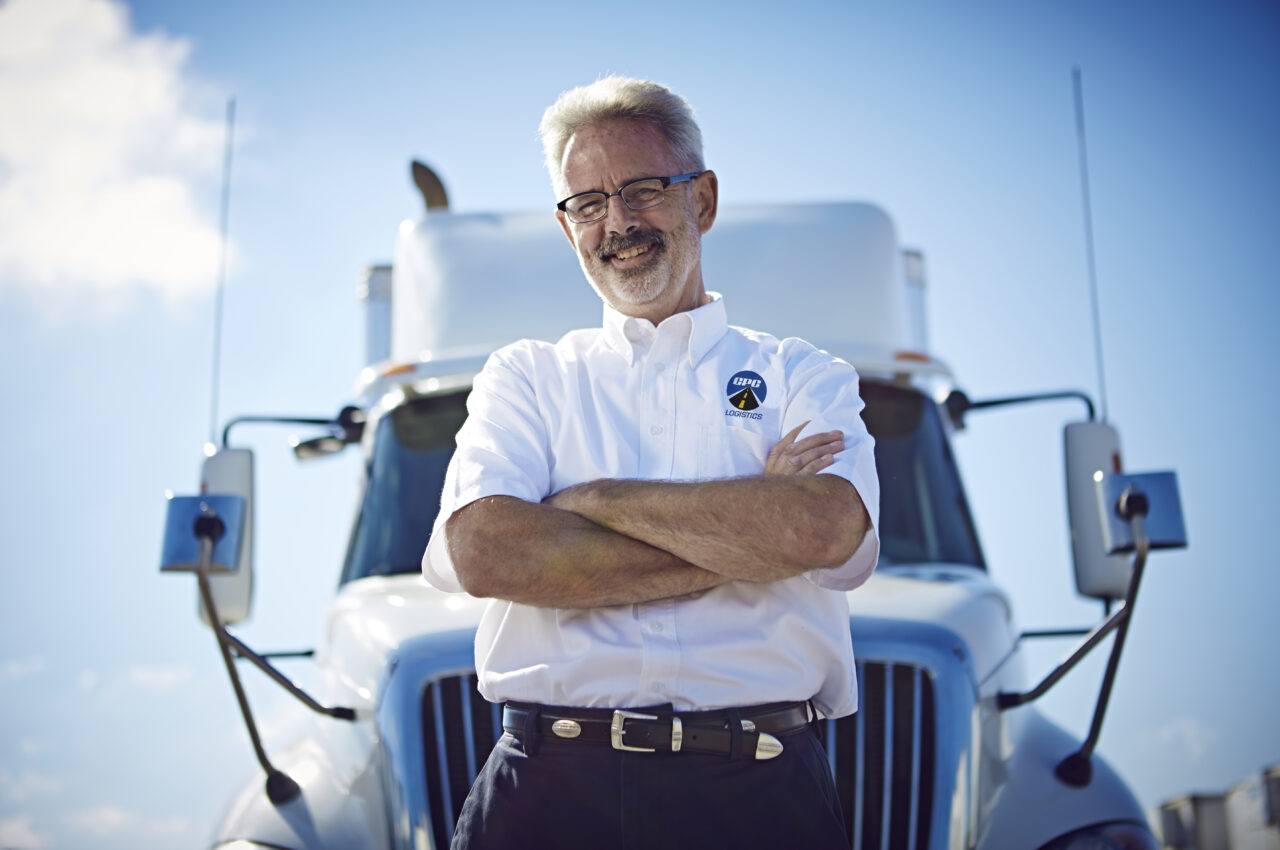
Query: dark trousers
xmin=450 ymin=721 xmax=847 ymax=849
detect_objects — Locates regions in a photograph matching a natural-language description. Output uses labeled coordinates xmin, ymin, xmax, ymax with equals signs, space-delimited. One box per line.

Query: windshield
xmin=339 ymin=392 xmax=470 ymax=584
xmin=858 ymin=381 xmax=984 ymax=568
xmin=340 ymin=380 xmax=983 ymax=584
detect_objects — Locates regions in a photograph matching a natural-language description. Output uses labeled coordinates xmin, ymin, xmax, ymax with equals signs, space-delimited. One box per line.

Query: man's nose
xmin=603 ymin=193 xmax=640 ymax=233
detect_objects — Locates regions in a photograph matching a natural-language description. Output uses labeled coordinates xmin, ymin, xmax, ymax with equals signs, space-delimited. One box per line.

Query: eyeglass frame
xmin=556 ymin=172 xmax=705 ymax=224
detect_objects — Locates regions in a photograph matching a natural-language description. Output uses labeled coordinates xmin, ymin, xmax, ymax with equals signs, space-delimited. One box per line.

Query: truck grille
xmin=419 ymin=660 xmax=938 ymax=849
xmin=821 ymin=661 xmax=937 ymax=850
xmin=419 ymin=672 xmax=500 ymax=847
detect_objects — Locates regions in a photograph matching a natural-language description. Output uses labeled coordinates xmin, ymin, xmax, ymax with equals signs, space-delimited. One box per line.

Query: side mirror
xmin=1064 ymin=421 xmax=1129 ymax=599
xmin=160 ymin=494 xmax=245 ymax=575
xmin=159 ymin=446 xmax=353 ymax=808
xmin=1095 ymin=471 xmax=1187 ymax=554
xmin=1004 ymin=460 xmax=1186 ymax=786
xmin=196 ymin=447 xmax=255 ymax=625
xmin=290 ymin=405 xmax=366 ymax=462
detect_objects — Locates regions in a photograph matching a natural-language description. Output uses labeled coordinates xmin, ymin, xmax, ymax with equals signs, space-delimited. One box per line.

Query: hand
xmin=764 ymin=421 xmax=844 ymax=476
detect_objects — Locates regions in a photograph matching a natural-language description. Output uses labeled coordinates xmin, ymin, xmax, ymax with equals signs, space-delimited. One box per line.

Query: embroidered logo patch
xmin=725 ymin=370 xmax=767 ymax=411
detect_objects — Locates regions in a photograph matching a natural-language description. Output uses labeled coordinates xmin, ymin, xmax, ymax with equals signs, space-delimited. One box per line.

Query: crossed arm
xmin=445 ymin=424 xmax=872 ymax=608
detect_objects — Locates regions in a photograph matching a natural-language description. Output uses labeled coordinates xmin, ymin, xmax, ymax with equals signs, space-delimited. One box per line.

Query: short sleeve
xmin=422 ymin=343 xmax=552 ymax=591
xmin=780 ymin=343 xmax=880 ymax=591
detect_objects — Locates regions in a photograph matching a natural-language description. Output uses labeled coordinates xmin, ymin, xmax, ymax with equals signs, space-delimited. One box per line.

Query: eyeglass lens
xmin=565 ymin=178 xmax=667 ymax=223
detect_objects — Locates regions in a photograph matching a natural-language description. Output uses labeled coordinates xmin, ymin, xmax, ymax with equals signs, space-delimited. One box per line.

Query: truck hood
xmin=321 ymin=575 xmax=487 ymax=706
xmin=321 ymin=565 xmax=1015 ymax=708
xmin=849 ymin=565 xmax=1016 ymax=685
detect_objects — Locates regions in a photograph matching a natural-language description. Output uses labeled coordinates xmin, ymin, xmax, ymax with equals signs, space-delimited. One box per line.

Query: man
xmin=423 ymin=76 xmax=879 ymax=849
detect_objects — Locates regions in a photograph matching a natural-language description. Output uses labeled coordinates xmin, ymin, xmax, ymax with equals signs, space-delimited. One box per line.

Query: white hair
xmin=539 ymin=76 xmax=705 ymax=198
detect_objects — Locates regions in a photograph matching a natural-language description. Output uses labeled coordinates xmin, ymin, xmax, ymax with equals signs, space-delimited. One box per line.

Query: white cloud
xmin=0 ymin=769 xmax=62 ymax=802
xmin=67 ymin=803 xmax=140 ymax=836
xmin=65 ymin=804 xmax=192 ymax=839
xmin=145 ymin=814 xmax=192 ymax=835
xmin=76 ymin=663 xmax=196 ymax=697
xmin=126 ymin=663 xmax=195 ymax=690
xmin=17 ymin=738 xmax=53 ymax=758
xmin=1158 ymin=715 xmax=1220 ymax=762
xmin=0 ymin=815 xmax=49 ymax=849
xmin=0 ymin=0 xmax=228 ymax=302
xmin=0 ymin=656 xmax=46 ymax=680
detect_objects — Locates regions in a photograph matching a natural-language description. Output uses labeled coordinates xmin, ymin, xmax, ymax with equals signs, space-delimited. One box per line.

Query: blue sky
xmin=1 ymin=0 xmax=1277 ymax=847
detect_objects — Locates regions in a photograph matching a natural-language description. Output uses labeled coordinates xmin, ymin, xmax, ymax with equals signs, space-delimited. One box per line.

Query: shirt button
xmin=654 ymin=362 xmax=666 ymax=374
xmin=652 ymin=622 xmax=664 ymax=632
xmin=651 ymin=682 xmax=664 ymax=693
xmin=650 ymin=425 xmax=664 ymax=436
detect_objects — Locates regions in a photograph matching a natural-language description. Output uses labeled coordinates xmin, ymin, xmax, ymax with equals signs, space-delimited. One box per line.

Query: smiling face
xmin=555 ymin=119 xmax=718 ymax=324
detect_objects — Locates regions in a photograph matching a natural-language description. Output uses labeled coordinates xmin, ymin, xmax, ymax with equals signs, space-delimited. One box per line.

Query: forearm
xmin=445 ymin=495 xmax=732 ymax=608
xmin=548 ymin=475 xmax=869 ymax=582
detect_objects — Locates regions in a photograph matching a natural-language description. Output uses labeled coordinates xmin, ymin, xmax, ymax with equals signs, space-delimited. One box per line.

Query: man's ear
xmin=694 ymin=170 xmax=718 ymax=235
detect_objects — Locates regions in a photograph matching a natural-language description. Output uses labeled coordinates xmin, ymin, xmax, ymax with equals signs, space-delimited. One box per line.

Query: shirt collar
xmin=602 ymin=292 xmax=727 ymax=367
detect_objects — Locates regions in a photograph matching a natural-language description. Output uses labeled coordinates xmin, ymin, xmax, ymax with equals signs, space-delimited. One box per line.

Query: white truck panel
xmin=391 ymin=202 xmax=911 ymax=363
xmin=211 ymin=723 xmax=389 ymax=850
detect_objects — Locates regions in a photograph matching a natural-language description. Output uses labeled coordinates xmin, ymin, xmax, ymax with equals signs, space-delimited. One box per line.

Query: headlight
xmin=1038 ymin=820 xmax=1159 ymax=850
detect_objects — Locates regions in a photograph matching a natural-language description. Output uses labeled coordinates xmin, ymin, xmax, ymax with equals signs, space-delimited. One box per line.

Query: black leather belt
xmin=502 ymin=701 xmax=811 ymax=761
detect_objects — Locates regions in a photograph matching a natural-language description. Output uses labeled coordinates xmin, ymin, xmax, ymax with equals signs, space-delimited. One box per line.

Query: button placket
xmin=636 ymin=600 xmax=681 ymax=703
xmin=649 ymin=333 xmax=682 ymax=477
xmin=634 ymin=321 xmax=689 ymax=703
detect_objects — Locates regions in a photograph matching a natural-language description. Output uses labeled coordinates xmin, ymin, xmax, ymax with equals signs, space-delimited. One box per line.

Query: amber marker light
xmin=380 ymin=363 xmax=417 ymax=379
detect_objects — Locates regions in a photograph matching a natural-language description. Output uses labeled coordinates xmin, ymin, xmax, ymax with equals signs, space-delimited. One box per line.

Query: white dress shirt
xmin=423 ymin=293 xmax=879 ymax=717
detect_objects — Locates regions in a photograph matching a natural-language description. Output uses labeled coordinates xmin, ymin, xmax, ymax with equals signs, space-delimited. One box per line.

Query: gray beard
xmin=581 ymin=212 xmax=700 ymax=314
xmin=581 ymin=248 xmax=672 ymax=308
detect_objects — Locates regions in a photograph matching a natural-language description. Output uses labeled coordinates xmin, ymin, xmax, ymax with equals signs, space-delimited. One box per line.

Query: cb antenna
xmin=209 ymin=97 xmax=236 ymax=445
xmin=1073 ymin=68 xmax=1109 ymax=424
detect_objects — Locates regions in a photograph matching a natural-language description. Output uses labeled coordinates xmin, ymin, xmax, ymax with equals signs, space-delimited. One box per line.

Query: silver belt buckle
xmin=610 ymin=710 xmax=658 ymax=752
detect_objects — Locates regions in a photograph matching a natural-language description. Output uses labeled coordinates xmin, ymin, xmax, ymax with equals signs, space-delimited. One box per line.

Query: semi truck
xmin=161 ymin=165 xmax=1186 ymax=849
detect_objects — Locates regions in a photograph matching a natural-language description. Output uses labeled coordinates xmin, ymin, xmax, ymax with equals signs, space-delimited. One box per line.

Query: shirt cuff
xmin=422 ymin=521 xmax=465 ymax=593
xmin=805 ymin=466 xmax=880 ymax=591
xmin=808 ymin=523 xmax=879 ymax=591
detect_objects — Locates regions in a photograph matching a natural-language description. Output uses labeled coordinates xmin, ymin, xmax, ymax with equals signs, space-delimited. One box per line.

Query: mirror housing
xmin=289 ymin=405 xmax=366 ymax=462
xmin=196 ymin=447 xmax=255 ymax=625
xmin=290 ymin=433 xmax=346 ymax=460
xmin=1065 ymin=421 xmax=1129 ymax=600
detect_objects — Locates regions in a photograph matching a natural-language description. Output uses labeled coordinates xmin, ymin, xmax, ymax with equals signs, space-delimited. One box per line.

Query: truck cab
xmin=172 ymin=198 xmax=1171 ymax=850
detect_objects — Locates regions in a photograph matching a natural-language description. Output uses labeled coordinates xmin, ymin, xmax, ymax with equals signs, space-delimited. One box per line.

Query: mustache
xmin=597 ymin=229 xmax=665 ymax=260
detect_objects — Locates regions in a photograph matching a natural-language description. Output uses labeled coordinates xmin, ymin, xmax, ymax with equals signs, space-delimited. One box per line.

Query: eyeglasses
xmin=556 ymin=172 xmax=703 ymax=224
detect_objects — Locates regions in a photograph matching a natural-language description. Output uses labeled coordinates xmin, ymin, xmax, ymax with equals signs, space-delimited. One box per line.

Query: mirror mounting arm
xmin=945 ymin=388 xmax=1096 ymax=430
xmin=997 ymin=484 xmax=1163 ymax=788
xmin=221 ymin=406 xmax=366 ymax=450
xmin=997 ymin=597 xmax=1133 ymax=712
xmin=190 ymin=513 xmax=302 ymax=805
xmin=223 ymin=632 xmax=355 ymax=721
xmin=1054 ymin=500 xmax=1151 ymax=787
xmin=186 ymin=505 xmax=357 ymax=806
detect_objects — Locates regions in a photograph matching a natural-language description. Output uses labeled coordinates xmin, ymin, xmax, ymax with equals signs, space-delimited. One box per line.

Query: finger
xmin=789 ymin=440 xmax=844 ymax=469
xmin=786 ymin=430 xmax=844 ymax=459
xmin=796 ymin=454 xmax=837 ymax=474
xmin=769 ymin=425 xmax=831 ymax=465
xmin=766 ymin=421 xmax=811 ymax=469
xmin=785 ymin=432 xmax=843 ymax=465
xmin=772 ymin=421 xmax=809 ymax=452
